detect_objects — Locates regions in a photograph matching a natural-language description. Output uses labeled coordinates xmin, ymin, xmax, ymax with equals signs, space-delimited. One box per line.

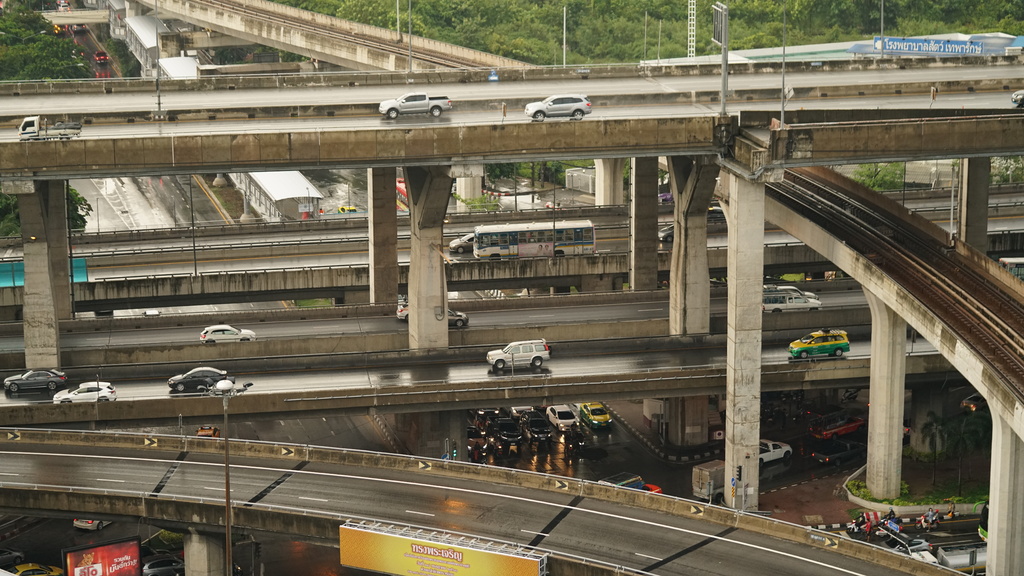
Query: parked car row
xmin=468 ymin=401 xmax=614 ymax=457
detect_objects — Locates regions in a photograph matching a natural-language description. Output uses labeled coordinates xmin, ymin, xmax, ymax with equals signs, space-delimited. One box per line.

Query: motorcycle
xmin=916 ymin=514 xmax=940 ymax=531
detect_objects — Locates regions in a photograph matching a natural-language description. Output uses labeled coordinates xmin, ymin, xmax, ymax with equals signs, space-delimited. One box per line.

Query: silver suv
xmin=486 ymin=339 xmax=550 ymax=369
xmin=525 ymin=95 xmax=592 ymax=122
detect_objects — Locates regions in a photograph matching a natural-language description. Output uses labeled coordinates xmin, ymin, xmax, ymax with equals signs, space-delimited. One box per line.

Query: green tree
xmin=0 ymin=188 xmax=92 ymax=236
xmin=851 ymin=162 xmax=906 ymax=191
xmin=945 ymin=409 xmax=991 ymax=496
xmin=919 ymin=410 xmax=946 ymax=485
xmin=0 ymin=9 xmax=91 ymax=80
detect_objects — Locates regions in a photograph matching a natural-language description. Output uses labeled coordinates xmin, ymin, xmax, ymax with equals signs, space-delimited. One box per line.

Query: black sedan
xmin=3 ymin=369 xmax=67 ymax=393
xmin=167 ymin=367 xmax=233 ymax=393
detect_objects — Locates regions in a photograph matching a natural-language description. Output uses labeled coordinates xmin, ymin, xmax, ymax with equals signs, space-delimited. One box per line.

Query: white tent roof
xmin=248 ymin=172 xmax=324 ymax=202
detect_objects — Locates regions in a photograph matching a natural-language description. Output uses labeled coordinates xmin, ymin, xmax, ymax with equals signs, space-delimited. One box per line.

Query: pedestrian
xmin=946 ymin=500 xmax=956 ymax=519
xmin=924 ymin=508 xmax=936 ymax=531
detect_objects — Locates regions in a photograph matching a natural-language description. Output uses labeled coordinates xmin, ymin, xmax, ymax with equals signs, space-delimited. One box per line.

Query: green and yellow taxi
xmin=579 ymin=402 xmax=612 ymax=429
xmin=788 ymin=329 xmax=850 ymax=359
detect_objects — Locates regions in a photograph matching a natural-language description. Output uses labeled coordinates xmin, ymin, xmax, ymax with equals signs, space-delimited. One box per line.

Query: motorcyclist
xmin=564 ymin=424 xmax=585 ymax=459
xmin=919 ymin=508 xmax=938 ymax=531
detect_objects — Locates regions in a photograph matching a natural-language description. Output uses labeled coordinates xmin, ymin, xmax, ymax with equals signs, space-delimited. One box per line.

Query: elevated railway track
xmin=774 ymin=167 xmax=1024 ymax=405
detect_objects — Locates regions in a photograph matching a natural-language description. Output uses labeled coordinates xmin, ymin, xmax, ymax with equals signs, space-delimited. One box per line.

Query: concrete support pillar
xmin=454 ymin=165 xmax=485 ymax=213
xmin=183 ymin=530 xmax=226 ymax=576
xmin=667 ymin=156 xmax=720 ymax=336
xmin=863 ymin=291 xmax=906 ymax=500
xmin=594 ymin=158 xmax=625 ymax=205
xmin=628 ymin=157 xmax=659 ymax=291
xmin=665 ymin=396 xmax=709 ymax=447
xmin=958 ymin=157 xmax=990 ymax=252
xmin=723 ymin=174 xmax=764 ymax=511
xmin=368 ymin=167 xmax=399 ymax=304
xmin=405 ymin=166 xmax=454 ymax=350
xmin=394 ymin=410 xmax=466 ymax=460
xmin=987 ymin=414 xmax=1024 ymax=576
xmin=19 ymin=181 xmax=71 ymax=369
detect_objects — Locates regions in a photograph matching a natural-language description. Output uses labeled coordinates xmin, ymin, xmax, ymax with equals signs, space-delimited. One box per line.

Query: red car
xmin=94 ymin=50 xmax=109 ymax=65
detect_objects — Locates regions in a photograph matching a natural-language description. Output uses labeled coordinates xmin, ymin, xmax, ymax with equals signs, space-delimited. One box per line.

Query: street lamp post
xmin=0 ymin=31 xmax=46 ymax=44
xmin=214 ymin=379 xmax=252 ymax=576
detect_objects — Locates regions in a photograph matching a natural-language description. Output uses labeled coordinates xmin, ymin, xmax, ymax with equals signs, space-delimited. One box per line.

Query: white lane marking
xmin=520 ymin=530 xmax=548 ymax=536
xmin=96 ymin=478 xmax=126 ymax=483
xmin=299 ymin=496 xmax=329 ymax=502
xmin=406 ymin=510 xmax=435 ymax=517
xmin=0 ymin=472 xmax=19 ymax=476
xmin=529 ymin=314 xmax=555 ymax=318
xmin=635 ymin=553 xmax=662 ymax=561
xmin=638 ymin=308 xmax=664 ymax=312
xmin=6 ymin=450 xmax=872 ymax=576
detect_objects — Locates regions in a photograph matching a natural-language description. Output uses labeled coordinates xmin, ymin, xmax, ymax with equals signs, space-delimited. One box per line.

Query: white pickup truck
xmin=758 ymin=439 xmax=793 ymax=466
xmin=378 ymin=93 xmax=453 ymax=119
xmin=19 ymin=116 xmax=82 ymax=141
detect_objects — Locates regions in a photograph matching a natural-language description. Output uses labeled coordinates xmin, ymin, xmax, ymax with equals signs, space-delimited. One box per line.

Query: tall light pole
xmin=215 ymin=379 xmax=252 ymax=576
xmin=407 ymin=0 xmax=413 ymax=73
xmin=781 ymin=0 xmax=787 ymax=127
xmin=154 ymin=0 xmax=163 ymax=115
xmin=880 ymin=0 xmax=885 ymax=57
xmin=562 ymin=6 xmax=567 ymax=67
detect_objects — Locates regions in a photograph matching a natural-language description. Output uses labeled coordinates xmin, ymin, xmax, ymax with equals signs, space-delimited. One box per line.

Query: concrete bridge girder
xmin=0 ymin=118 xmax=722 ymax=182
xmin=135 ymin=0 xmax=523 ymax=71
xmin=768 ymin=115 xmax=1024 ymax=169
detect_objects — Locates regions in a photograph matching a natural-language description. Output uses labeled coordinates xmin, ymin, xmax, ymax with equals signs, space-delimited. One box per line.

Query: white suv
xmin=486 ymin=339 xmax=550 ymax=369
xmin=525 ymin=95 xmax=592 ymax=122
xmin=200 ymin=324 xmax=256 ymax=343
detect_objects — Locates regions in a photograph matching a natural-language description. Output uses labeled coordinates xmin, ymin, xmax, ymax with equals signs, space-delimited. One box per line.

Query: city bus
xmin=472 ymin=220 xmax=596 ymax=258
xmin=998 ymin=256 xmax=1024 ymax=280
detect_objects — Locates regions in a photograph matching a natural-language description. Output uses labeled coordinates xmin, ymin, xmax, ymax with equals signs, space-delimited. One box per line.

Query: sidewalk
xmin=606 ymin=400 xmax=877 ymax=528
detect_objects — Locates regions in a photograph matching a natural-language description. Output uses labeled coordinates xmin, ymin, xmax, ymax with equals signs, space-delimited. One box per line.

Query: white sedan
xmin=53 ymin=381 xmax=117 ymax=403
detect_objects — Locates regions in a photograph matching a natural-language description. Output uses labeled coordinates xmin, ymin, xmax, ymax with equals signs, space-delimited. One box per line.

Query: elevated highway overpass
xmin=3 ymin=193 xmax=1024 ymax=312
xmin=0 ymin=430 xmax=946 ymax=576
xmin=133 ymin=0 xmax=526 ymax=71
xmin=3 ymin=64 xmax=1024 ymax=572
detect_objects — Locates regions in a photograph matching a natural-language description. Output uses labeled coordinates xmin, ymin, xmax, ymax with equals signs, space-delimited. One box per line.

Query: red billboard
xmin=63 ymin=537 xmax=143 ymax=576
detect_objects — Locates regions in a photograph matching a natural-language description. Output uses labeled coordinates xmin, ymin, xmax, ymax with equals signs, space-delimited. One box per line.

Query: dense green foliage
xmin=0 ymin=9 xmax=92 ymax=79
xmin=274 ymin=0 xmax=1024 ymax=65
xmin=0 ymin=188 xmax=93 ymax=236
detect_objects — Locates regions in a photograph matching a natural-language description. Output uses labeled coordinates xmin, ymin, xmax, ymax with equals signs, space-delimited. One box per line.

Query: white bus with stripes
xmin=472 ymin=220 xmax=596 ymax=258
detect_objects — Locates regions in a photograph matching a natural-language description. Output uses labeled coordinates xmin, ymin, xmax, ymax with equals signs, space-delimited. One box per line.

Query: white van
xmin=763 ymin=293 xmax=822 ymax=312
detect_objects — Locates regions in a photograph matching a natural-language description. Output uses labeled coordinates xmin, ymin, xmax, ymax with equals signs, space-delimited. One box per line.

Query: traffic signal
xmin=736 ymin=465 xmax=743 ymax=482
